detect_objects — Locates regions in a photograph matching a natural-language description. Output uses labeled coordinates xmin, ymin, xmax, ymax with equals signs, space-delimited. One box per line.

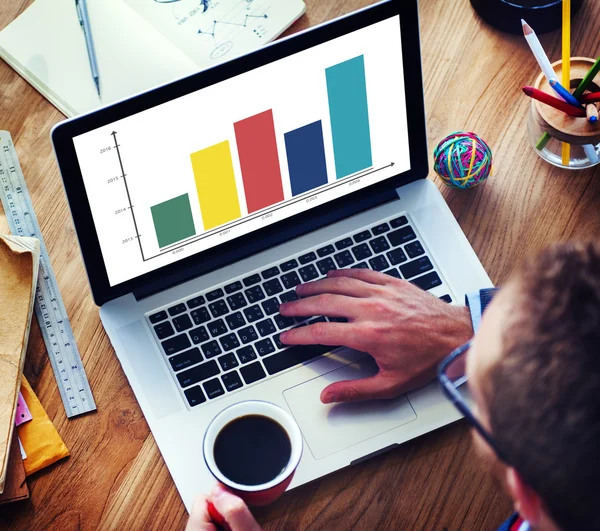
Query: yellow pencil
xmin=562 ymin=0 xmax=571 ymax=166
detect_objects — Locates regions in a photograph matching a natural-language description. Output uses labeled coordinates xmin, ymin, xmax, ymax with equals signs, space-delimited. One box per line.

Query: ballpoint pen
xmin=75 ymin=0 xmax=101 ymax=98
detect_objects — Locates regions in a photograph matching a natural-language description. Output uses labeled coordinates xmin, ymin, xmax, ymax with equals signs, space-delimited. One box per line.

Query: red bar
xmin=234 ymin=110 xmax=284 ymax=213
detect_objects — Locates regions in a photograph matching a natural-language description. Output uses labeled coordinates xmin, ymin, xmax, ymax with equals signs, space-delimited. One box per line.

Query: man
xmin=187 ymin=241 xmax=600 ymax=531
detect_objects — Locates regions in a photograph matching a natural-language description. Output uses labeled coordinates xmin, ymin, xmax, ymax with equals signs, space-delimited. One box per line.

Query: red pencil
xmin=580 ymin=91 xmax=600 ymax=104
xmin=522 ymin=86 xmax=586 ymax=117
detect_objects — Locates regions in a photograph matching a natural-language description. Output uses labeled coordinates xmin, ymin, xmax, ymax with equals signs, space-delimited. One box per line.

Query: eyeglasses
xmin=437 ymin=340 xmax=509 ymax=464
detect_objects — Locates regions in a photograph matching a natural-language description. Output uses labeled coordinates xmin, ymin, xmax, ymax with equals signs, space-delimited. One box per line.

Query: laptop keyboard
xmin=146 ymin=213 xmax=453 ymax=409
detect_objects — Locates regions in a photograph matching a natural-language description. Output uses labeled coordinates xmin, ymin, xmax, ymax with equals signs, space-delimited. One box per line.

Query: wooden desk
xmin=1 ymin=0 xmax=599 ymax=528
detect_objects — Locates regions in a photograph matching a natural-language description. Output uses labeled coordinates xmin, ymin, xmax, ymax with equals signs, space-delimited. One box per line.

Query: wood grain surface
xmin=1 ymin=0 xmax=599 ymax=529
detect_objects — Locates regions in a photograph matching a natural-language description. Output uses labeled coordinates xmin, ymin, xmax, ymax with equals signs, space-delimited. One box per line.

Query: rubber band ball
xmin=433 ymin=132 xmax=493 ymax=189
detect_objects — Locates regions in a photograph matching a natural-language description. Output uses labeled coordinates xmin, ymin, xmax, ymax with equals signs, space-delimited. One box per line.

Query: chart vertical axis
xmin=111 ymin=131 xmax=145 ymax=261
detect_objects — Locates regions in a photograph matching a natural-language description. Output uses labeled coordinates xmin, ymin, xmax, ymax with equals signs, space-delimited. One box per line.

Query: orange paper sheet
xmin=17 ymin=376 xmax=69 ymax=476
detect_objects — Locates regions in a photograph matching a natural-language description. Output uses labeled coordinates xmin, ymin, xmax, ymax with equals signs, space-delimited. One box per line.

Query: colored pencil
xmin=573 ymin=57 xmax=600 ymax=100
xmin=583 ymin=144 xmax=599 ymax=164
xmin=522 ymin=86 xmax=586 ymax=116
xmin=580 ymin=92 xmax=600 ymax=104
xmin=549 ymin=79 xmax=581 ymax=108
xmin=561 ymin=0 xmax=571 ymax=165
xmin=586 ymin=103 xmax=599 ymax=123
xmin=521 ymin=20 xmax=557 ymax=83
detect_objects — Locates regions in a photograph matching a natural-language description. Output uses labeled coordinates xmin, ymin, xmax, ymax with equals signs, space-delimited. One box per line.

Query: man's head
xmin=467 ymin=241 xmax=600 ymax=531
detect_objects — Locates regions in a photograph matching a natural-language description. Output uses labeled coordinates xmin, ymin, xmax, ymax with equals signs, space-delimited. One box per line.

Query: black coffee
xmin=213 ymin=414 xmax=292 ymax=486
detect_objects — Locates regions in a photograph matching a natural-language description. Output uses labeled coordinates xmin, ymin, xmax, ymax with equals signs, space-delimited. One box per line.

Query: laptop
xmin=52 ymin=0 xmax=492 ymax=511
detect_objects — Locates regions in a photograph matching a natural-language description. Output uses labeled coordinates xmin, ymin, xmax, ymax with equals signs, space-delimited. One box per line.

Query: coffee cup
xmin=203 ymin=400 xmax=303 ymax=506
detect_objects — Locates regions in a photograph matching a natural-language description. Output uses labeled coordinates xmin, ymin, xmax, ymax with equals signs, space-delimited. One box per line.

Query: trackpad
xmin=283 ymin=357 xmax=417 ymax=460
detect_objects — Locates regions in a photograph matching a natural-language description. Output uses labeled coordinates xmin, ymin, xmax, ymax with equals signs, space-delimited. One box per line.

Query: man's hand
xmin=279 ymin=269 xmax=473 ymax=404
xmin=186 ymin=485 xmax=261 ymax=531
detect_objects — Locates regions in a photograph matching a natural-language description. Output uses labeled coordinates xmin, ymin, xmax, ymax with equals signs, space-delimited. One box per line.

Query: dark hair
xmin=486 ymin=241 xmax=600 ymax=531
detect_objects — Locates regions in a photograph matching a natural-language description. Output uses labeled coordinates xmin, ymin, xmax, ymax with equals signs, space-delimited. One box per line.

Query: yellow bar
xmin=191 ymin=140 xmax=241 ymax=231
xmin=562 ymin=0 xmax=571 ymax=166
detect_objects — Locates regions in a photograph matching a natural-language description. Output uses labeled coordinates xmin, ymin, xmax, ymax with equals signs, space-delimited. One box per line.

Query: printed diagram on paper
xmin=124 ymin=0 xmax=301 ymax=68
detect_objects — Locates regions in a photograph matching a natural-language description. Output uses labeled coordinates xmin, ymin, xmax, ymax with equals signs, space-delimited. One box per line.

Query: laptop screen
xmin=72 ymin=15 xmax=409 ymax=287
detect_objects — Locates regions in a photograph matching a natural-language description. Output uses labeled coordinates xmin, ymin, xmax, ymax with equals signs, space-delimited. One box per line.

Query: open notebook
xmin=0 ymin=0 xmax=305 ymax=117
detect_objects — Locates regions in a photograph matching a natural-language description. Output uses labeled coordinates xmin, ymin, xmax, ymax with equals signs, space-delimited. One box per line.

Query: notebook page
xmin=123 ymin=0 xmax=306 ymax=67
xmin=0 ymin=0 xmax=198 ymax=117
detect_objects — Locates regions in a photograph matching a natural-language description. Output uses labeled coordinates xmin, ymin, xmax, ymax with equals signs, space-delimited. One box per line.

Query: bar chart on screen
xmin=73 ymin=15 xmax=408 ymax=286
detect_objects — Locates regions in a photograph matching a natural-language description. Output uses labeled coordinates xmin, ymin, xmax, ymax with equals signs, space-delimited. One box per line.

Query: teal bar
xmin=326 ymin=55 xmax=373 ymax=179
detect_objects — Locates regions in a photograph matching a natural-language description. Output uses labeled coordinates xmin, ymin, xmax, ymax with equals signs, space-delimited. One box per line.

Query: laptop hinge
xmin=133 ymin=187 xmax=399 ymax=301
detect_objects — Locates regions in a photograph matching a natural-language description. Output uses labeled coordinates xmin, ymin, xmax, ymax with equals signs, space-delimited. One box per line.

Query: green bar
xmin=151 ymin=193 xmax=196 ymax=248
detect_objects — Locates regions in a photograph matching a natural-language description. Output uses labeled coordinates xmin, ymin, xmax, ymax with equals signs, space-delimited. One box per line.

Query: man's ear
xmin=505 ymin=467 xmax=542 ymax=526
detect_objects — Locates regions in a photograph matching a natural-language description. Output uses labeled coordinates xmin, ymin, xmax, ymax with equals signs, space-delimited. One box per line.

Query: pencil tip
xmin=522 ymin=20 xmax=532 ymax=34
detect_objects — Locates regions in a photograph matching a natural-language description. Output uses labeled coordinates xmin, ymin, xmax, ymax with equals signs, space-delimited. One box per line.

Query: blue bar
xmin=284 ymin=121 xmax=329 ymax=196
xmin=326 ymin=55 xmax=373 ymax=179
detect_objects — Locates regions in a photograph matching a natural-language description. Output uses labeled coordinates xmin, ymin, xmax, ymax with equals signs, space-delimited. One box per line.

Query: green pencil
xmin=573 ymin=57 xmax=600 ymax=100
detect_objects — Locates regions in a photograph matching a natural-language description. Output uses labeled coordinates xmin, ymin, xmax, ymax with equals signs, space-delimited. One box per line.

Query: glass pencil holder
xmin=527 ymin=57 xmax=600 ymax=170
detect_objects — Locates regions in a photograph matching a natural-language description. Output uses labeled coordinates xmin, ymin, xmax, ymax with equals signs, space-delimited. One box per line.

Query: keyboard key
xmin=203 ymin=378 xmax=225 ymax=399
xmin=383 ymin=268 xmax=402 ymax=279
xmin=440 ymin=294 xmax=453 ymax=303
xmin=317 ymin=244 xmax=335 ymax=257
xmin=369 ymin=255 xmax=390 ymax=272
xmin=405 ymin=240 xmax=425 ymax=259
xmin=308 ymin=316 xmax=327 ymax=325
xmin=262 ymin=298 xmax=280 ymax=316
xmin=411 ymin=272 xmax=442 ymax=291
xmin=173 ymin=314 xmax=193 ymax=333
xmin=153 ymin=321 xmax=174 ymax=340
xmin=169 ymin=347 xmax=203 ymax=372
xmin=280 ymin=290 xmax=299 ymax=303
xmin=256 ymin=318 xmax=277 ymax=337
xmin=191 ymin=307 xmax=211 ymax=325
xmin=240 ymin=362 xmax=266 ymax=384
xmin=280 ymin=259 xmax=298 ymax=272
xmin=224 ymin=281 xmax=243 ymax=294
xmin=281 ymin=271 xmax=301 ymax=289
xmin=352 ymin=243 xmax=373 ymax=261
xmin=167 ymin=303 xmax=186 ymax=317
xmin=298 ymin=252 xmax=316 ymax=264
xmin=227 ymin=293 xmax=247 ymax=311
xmin=370 ymin=236 xmax=390 ymax=254
xmin=177 ymin=360 xmax=220 ymax=388
xmin=390 ymin=215 xmax=408 ymax=228
xmin=387 ymin=248 xmax=408 ymax=265
xmin=372 ymin=222 xmax=390 ymax=235
xmin=299 ymin=264 xmax=319 ymax=282
xmin=208 ymin=319 xmax=228 ymax=338
xmin=218 ymin=353 xmax=239 ymax=371
xmin=400 ymin=257 xmax=434 ymax=279
xmin=243 ymin=274 xmax=261 ymax=287
xmin=222 ymin=371 xmax=243 ymax=392
xmin=264 ymin=278 xmax=283 ymax=296
xmin=189 ymin=326 xmax=209 ymax=344
xmin=245 ymin=285 xmax=266 ymax=303
xmin=351 ymin=262 xmax=369 ymax=269
xmin=263 ymin=344 xmax=332 ymax=375
xmin=353 ymin=230 xmax=371 ymax=243
xmin=316 ymin=257 xmax=337 ymax=276
xmin=261 ymin=266 xmax=280 ymax=279
xmin=274 ymin=314 xmax=295 ymax=330
xmin=273 ymin=333 xmax=285 ymax=350
xmin=186 ymin=296 xmax=205 ymax=309
xmin=206 ymin=288 xmax=224 ymax=302
xmin=184 ymin=386 xmax=206 ymax=407
xmin=255 ymin=338 xmax=276 ymax=357
xmin=162 ymin=334 xmax=191 ymax=356
xmin=388 ymin=226 xmax=417 ymax=247
xmin=219 ymin=333 xmax=240 ymax=352
xmin=226 ymin=311 xmax=246 ymax=330
xmin=149 ymin=310 xmax=168 ymax=324
xmin=335 ymin=237 xmax=354 ymax=250
xmin=243 ymin=305 xmax=264 ymax=322
xmin=209 ymin=299 xmax=228 ymax=318
xmin=238 ymin=326 xmax=258 ymax=344
xmin=201 ymin=340 xmax=222 ymax=359
xmin=236 ymin=345 xmax=257 ymax=364
xmin=334 ymin=250 xmax=355 ymax=268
